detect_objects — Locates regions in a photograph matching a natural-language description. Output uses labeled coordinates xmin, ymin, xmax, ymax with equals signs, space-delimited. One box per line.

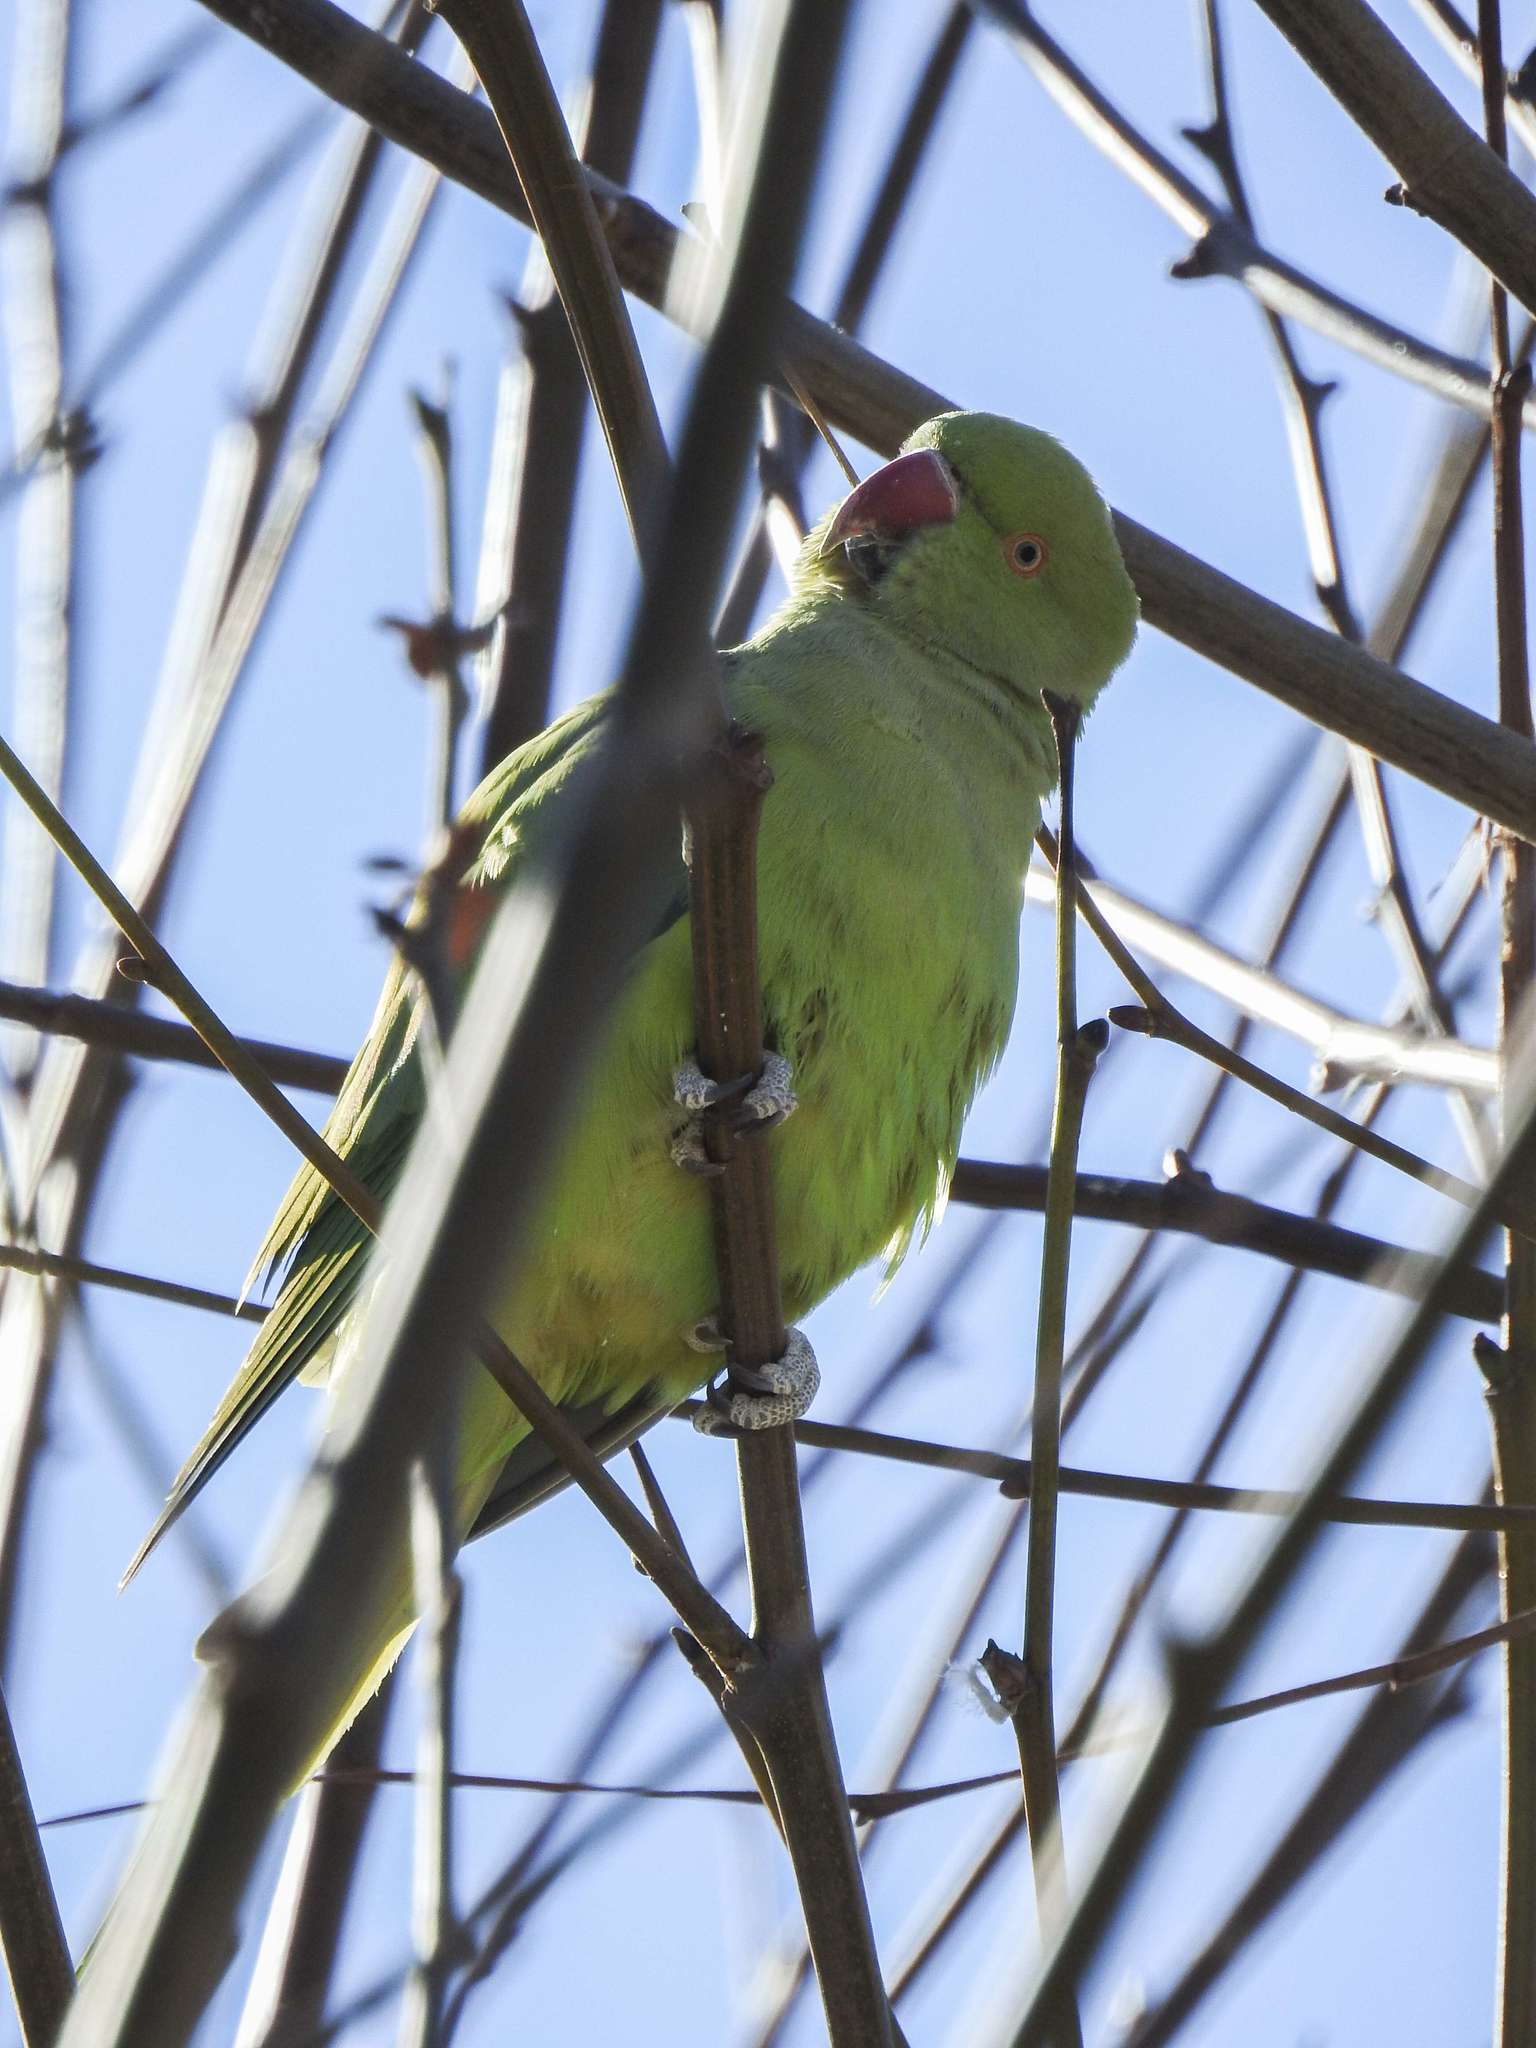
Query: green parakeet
xmin=129 ymin=410 xmax=1138 ymax=1746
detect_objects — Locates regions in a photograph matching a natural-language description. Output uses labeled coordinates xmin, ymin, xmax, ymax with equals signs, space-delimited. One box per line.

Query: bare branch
xmin=1023 ymin=862 xmax=1498 ymax=1096
xmin=431 ymin=0 xmax=666 ymax=550
xmin=0 ymin=1677 xmax=72 ymax=2046
xmin=971 ymin=0 xmax=1532 ymax=429
xmin=1253 ymin=0 xmax=1536 ymax=316
xmin=0 ymin=977 xmax=348 ymax=1094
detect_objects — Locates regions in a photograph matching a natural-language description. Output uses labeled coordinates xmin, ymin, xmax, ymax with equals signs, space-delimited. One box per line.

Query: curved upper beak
xmin=817 ymin=448 xmax=959 ymax=558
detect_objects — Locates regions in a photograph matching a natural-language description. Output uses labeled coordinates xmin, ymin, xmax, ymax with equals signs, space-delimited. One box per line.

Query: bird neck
xmin=736 ymin=590 xmax=1058 ymax=877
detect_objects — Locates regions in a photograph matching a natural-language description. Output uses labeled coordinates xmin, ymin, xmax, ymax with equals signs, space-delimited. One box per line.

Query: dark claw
xmin=731 ymin=1101 xmax=791 ymax=1138
xmin=703 ymin=1373 xmax=744 ymax=1430
xmin=677 ymin=1152 xmax=728 ymax=1178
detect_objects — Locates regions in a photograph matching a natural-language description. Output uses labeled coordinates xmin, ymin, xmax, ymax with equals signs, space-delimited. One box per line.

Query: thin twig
xmin=1252 ymin=0 xmax=1536 ymax=317
xmin=469 ymin=1331 xmax=755 ymax=1672
xmin=0 ymin=1241 xmax=265 ymax=1321
xmin=0 ymin=977 xmax=348 ymax=1093
xmin=1022 ymin=861 xmax=1498 ymax=1097
xmin=712 ymin=1412 xmax=1536 ymax=1535
xmin=1109 ymin=1000 xmax=1501 ymax=1215
xmin=1002 ymin=703 xmax=1095 ymax=2047
xmin=4 ymin=1129 xmax=1509 ymax=1329
xmin=0 ymin=733 xmax=381 ymax=1232
xmin=970 ymin=0 xmax=1536 ymax=429
xmin=1188 ymin=0 xmax=1489 ymax=1176
xmin=400 ymin=384 xmax=469 ymax=838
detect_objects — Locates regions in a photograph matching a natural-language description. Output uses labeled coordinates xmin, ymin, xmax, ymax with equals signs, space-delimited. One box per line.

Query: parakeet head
xmin=805 ymin=411 xmax=1138 ymax=712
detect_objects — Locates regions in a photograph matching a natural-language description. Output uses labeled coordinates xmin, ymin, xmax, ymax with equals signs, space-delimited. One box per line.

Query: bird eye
xmin=1005 ymin=532 xmax=1048 ymax=578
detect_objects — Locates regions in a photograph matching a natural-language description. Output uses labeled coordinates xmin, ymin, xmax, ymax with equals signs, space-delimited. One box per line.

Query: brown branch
xmin=6 ymin=1148 xmax=1503 ymax=1335
xmin=0 ymin=977 xmax=348 ymax=1093
xmin=0 ymin=1242 xmax=261 ymax=1322
xmin=475 ymin=0 xmax=663 ymax=769
xmin=1002 ymin=706 xmax=1092 ymax=2048
xmin=719 ymin=1412 xmax=1536 ymax=1537
xmin=668 ymin=1 xmax=893 ymax=2036
xmin=431 ymin=0 xmax=666 ymax=551
xmin=971 ymin=0 xmax=1533 ymax=430
xmin=1252 ymin=0 xmax=1536 ymax=318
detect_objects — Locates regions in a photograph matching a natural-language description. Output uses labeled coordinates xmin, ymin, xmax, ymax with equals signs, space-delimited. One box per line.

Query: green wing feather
xmin=124 ymin=693 xmax=620 ymax=1584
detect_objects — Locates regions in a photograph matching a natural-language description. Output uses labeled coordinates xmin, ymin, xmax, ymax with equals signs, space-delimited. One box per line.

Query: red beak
xmin=818 ymin=448 xmax=958 ymax=558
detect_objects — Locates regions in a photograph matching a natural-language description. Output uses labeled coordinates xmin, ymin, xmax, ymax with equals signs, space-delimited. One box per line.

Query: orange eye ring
xmin=1004 ymin=531 xmax=1048 ymax=578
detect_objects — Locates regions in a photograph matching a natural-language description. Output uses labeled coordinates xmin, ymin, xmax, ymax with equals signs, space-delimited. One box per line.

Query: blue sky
xmin=0 ymin=2 xmax=1522 ymax=2041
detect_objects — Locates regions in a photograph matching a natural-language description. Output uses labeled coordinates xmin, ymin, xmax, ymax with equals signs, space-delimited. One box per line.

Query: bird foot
xmin=692 ymin=1328 xmax=820 ymax=1433
xmin=669 ymin=1051 xmax=797 ymax=1173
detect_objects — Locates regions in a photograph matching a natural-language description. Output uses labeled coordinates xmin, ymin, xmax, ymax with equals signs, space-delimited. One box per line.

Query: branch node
xmin=1107 ymin=1001 xmax=1157 ymax=1037
xmin=1476 ymin=1329 xmax=1536 ymax=1398
xmin=978 ymin=1638 xmax=1032 ymax=1719
xmin=1169 ymin=233 xmax=1219 ymax=282
xmin=1162 ymin=1146 xmax=1214 ymax=1191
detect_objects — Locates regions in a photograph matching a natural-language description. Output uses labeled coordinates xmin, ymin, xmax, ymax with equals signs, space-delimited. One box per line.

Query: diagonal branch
xmin=1252 ymin=0 xmax=1536 ymax=317
xmin=431 ymin=0 xmax=666 ymax=550
xmin=0 ymin=1677 xmax=72 ymax=2047
xmin=474 ymin=0 xmax=664 ymax=769
xmin=970 ymin=0 xmax=1533 ymax=430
